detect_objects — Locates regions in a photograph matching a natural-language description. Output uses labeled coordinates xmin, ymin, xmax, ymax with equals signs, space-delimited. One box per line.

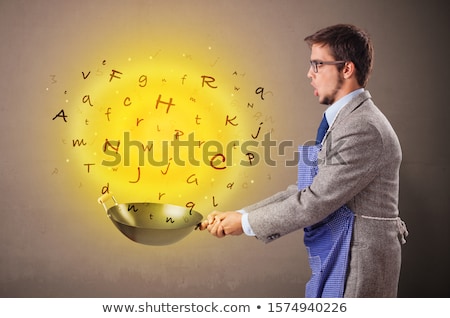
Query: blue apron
xmin=298 ymin=145 xmax=355 ymax=298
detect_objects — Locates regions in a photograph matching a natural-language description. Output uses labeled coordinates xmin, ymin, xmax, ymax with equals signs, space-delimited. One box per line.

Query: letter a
xmin=52 ymin=109 xmax=68 ymax=122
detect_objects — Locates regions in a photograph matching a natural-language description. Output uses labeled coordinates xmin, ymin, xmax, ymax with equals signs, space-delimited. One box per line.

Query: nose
xmin=307 ymin=66 xmax=314 ymax=79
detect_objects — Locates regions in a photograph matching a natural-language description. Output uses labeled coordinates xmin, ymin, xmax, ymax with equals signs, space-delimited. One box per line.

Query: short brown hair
xmin=304 ymin=24 xmax=373 ymax=87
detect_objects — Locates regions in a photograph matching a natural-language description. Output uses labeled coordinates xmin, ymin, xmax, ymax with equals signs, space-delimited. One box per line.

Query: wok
xmin=97 ymin=193 xmax=203 ymax=246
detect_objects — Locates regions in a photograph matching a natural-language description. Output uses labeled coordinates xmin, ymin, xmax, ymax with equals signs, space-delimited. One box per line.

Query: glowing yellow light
xmin=53 ymin=41 xmax=273 ymax=214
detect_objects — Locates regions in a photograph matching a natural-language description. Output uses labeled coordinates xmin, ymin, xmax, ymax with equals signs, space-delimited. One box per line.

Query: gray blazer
xmin=244 ymin=90 xmax=405 ymax=297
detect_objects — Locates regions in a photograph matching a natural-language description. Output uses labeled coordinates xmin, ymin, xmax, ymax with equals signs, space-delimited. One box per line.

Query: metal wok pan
xmin=97 ymin=193 xmax=203 ymax=246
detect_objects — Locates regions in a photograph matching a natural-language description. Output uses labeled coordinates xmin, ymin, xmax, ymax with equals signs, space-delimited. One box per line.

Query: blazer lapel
xmin=322 ymin=90 xmax=372 ymax=143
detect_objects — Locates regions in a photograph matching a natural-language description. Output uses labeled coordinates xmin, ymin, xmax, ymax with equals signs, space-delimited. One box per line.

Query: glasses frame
xmin=310 ymin=60 xmax=346 ymax=73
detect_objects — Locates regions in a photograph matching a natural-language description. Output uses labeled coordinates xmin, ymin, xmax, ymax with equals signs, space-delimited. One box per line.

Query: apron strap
xmin=358 ymin=215 xmax=409 ymax=244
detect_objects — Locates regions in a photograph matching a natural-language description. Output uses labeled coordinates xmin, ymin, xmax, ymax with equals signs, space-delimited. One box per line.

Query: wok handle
xmin=97 ymin=192 xmax=118 ymax=213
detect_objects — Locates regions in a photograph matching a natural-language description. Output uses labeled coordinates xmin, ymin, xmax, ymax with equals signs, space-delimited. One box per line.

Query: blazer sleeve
xmin=242 ymin=184 xmax=298 ymax=211
xmin=246 ymin=119 xmax=384 ymax=243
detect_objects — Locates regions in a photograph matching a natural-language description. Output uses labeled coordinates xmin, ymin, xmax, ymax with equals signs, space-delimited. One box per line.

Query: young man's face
xmin=307 ymin=44 xmax=345 ymax=105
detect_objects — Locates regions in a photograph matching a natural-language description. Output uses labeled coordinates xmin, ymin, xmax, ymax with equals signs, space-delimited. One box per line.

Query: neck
xmin=337 ymin=80 xmax=362 ymax=101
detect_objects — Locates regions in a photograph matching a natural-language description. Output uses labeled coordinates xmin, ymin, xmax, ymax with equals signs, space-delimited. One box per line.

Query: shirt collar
xmin=324 ymin=88 xmax=364 ymax=126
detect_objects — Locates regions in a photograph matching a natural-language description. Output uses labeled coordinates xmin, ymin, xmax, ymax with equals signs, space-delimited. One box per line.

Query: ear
xmin=342 ymin=61 xmax=356 ymax=79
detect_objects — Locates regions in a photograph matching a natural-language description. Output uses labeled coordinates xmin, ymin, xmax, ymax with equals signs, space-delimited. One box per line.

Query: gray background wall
xmin=1 ymin=0 xmax=448 ymax=297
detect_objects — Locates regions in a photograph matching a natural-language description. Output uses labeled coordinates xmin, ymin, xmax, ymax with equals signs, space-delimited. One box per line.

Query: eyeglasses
xmin=309 ymin=60 xmax=346 ymax=73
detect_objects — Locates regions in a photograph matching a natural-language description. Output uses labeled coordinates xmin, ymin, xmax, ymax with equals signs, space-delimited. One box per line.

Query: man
xmin=200 ymin=24 xmax=408 ymax=297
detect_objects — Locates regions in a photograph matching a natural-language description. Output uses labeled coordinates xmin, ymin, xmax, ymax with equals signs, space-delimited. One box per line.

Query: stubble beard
xmin=319 ymin=75 xmax=344 ymax=106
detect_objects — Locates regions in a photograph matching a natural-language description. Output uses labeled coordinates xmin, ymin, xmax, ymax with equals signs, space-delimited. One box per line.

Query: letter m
xmin=72 ymin=139 xmax=87 ymax=147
